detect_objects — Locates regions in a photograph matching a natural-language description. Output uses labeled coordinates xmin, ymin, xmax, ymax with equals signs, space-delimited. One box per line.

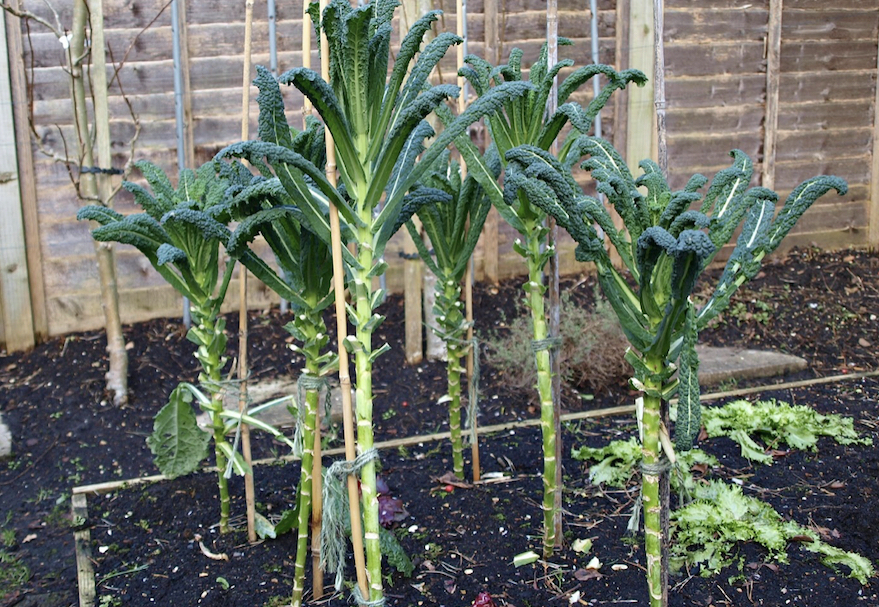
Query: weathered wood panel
xmin=5 ymin=0 xmax=876 ymax=341
xmin=665 ymin=8 xmax=769 ymax=41
xmin=0 ymin=13 xmax=35 ymax=351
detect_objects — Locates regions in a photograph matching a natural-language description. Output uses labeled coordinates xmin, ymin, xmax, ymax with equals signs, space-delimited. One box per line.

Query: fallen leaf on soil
xmin=809 ymin=524 xmax=841 ymax=541
xmin=573 ymin=568 xmax=603 ymax=581
xmin=472 ymin=592 xmax=497 ymax=607
xmin=788 ymin=534 xmax=815 ymax=543
xmin=432 ymin=471 xmax=471 ymax=489
xmin=748 ymin=562 xmax=778 ymax=572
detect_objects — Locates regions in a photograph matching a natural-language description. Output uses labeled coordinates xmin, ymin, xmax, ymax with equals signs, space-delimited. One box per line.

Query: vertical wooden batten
xmin=626 ymin=0 xmax=655 ymax=174
xmin=481 ymin=0 xmax=500 ymax=284
xmin=763 ymin=0 xmax=782 ymax=192
xmin=870 ymin=17 xmax=879 ymax=249
xmin=400 ymin=0 xmax=425 ymax=365
xmin=0 ymin=10 xmax=35 ymax=351
xmin=5 ymin=7 xmax=46 ymax=343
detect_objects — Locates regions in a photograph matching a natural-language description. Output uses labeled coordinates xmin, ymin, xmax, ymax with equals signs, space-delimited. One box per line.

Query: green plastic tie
xmin=530 ymin=336 xmax=563 ymax=353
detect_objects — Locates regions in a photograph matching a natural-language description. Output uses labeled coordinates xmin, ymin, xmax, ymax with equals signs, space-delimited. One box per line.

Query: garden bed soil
xmin=1 ymin=247 xmax=878 ymax=607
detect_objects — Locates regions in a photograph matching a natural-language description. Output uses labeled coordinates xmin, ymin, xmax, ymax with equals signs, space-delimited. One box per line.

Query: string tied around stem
xmin=320 ymin=448 xmax=381 ymax=591
xmin=351 ymin=585 xmax=387 ymax=606
xmin=292 ymin=373 xmax=330 ymax=458
xmin=628 ymin=458 xmax=691 ymax=533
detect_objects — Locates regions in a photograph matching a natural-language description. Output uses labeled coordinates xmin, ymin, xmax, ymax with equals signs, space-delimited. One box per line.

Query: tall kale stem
xmin=354 ymin=236 xmax=383 ymax=602
xmin=291 ymin=363 xmax=320 ymax=607
xmin=523 ymin=232 xmax=558 ymax=556
xmin=195 ymin=309 xmax=231 ymax=534
xmin=441 ymin=280 xmax=465 ymax=479
xmin=642 ymin=354 xmax=664 ymax=607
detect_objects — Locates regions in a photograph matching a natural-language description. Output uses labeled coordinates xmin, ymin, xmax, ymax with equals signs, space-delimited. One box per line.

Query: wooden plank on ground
xmin=0 ymin=14 xmax=35 ymax=351
xmin=72 ymin=493 xmax=96 ymax=607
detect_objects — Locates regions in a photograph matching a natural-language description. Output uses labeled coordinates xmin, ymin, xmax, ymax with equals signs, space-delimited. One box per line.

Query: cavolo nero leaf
xmin=674 ymin=301 xmax=701 ymax=452
xmin=147 ymin=383 xmax=211 ymax=479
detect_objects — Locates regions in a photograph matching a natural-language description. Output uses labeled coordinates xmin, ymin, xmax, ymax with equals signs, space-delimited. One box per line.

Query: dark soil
xmin=1 ymin=247 xmax=878 ymax=607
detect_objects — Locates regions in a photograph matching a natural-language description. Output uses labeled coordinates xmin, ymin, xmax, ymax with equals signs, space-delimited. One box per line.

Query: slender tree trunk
xmin=71 ymin=0 xmax=128 ymax=405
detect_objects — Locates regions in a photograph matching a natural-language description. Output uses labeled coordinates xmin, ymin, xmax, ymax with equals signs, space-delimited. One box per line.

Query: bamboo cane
xmin=302 ymin=0 xmax=324 ymax=597
xmin=545 ymin=0 xmax=564 ymax=553
xmin=456 ymin=0 xmax=481 ymax=483
xmin=238 ymin=0 xmax=257 ymax=544
xmin=652 ymin=1 xmax=669 ymax=603
xmin=320 ymin=0 xmax=369 ymax=597
xmin=302 ymin=0 xmax=313 ymax=120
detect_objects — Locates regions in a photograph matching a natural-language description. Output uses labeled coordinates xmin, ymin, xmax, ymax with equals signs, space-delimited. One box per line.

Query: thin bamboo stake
xmin=321 ymin=0 xmax=369 ymax=596
xmin=238 ymin=0 xmax=257 ymax=545
xmin=302 ymin=0 xmax=313 ymax=120
xmin=456 ymin=0 xmax=480 ymax=483
xmin=303 ymin=0 xmax=324 ymax=597
xmin=652 ymin=1 xmax=669 ymax=603
xmin=545 ymin=0 xmax=563 ymax=552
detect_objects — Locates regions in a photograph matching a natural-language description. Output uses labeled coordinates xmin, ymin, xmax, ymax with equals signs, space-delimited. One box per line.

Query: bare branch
xmin=1 ymin=0 xmax=62 ymax=36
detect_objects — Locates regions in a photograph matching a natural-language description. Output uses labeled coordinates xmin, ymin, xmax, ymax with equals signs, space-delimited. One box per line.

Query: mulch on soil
xmin=1 ymin=247 xmax=878 ymax=607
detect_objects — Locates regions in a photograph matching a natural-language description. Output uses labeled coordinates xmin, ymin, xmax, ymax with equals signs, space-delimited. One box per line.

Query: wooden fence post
xmin=0 ymin=11 xmax=35 ymax=351
xmin=400 ymin=0 xmax=426 ymax=365
xmin=4 ymin=7 xmax=46 ymax=343
xmin=626 ymin=0 xmax=655 ymax=173
xmin=762 ymin=0 xmax=782 ymax=192
xmin=870 ymin=15 xmax=879 ymax=249
xmin=480 ymin=0 xmax=500 ymax=284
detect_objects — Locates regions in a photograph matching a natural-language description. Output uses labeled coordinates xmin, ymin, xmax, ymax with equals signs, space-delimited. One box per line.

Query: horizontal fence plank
xmin=665 ymin=42 xmax=766 ymax=77
xmin=665 ymin=8 xmax=769 ymax=41
xmin=780 ymin=41 xmax=878 ymax=73
xmin=781 ymin=9 xmax=879 ymax=41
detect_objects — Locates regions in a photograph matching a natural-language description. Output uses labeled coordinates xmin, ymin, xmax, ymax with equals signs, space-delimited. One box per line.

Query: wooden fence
xmin=1 ymin=0 xmax=878 ymax=351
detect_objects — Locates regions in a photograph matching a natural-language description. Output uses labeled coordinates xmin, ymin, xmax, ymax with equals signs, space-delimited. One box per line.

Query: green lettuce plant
xmin=572 ymin=436 xmax=716 ymax=492
xmin=700 ymin=398 xmax=873 ymax=464
xmin=404 ymin=150 xmax=494 ymax=479
xmin=455 ymin=43 xmax=646 ymax=555
xmin=221 ymin=1 xmax=529 ymax=598
xmin=78 ymin=161 xmax=293 ymax=533
xmin=504 ymin=139 xmax=846 ymax=606
xmin=672 ymin=480 xmax=874 ymax=584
